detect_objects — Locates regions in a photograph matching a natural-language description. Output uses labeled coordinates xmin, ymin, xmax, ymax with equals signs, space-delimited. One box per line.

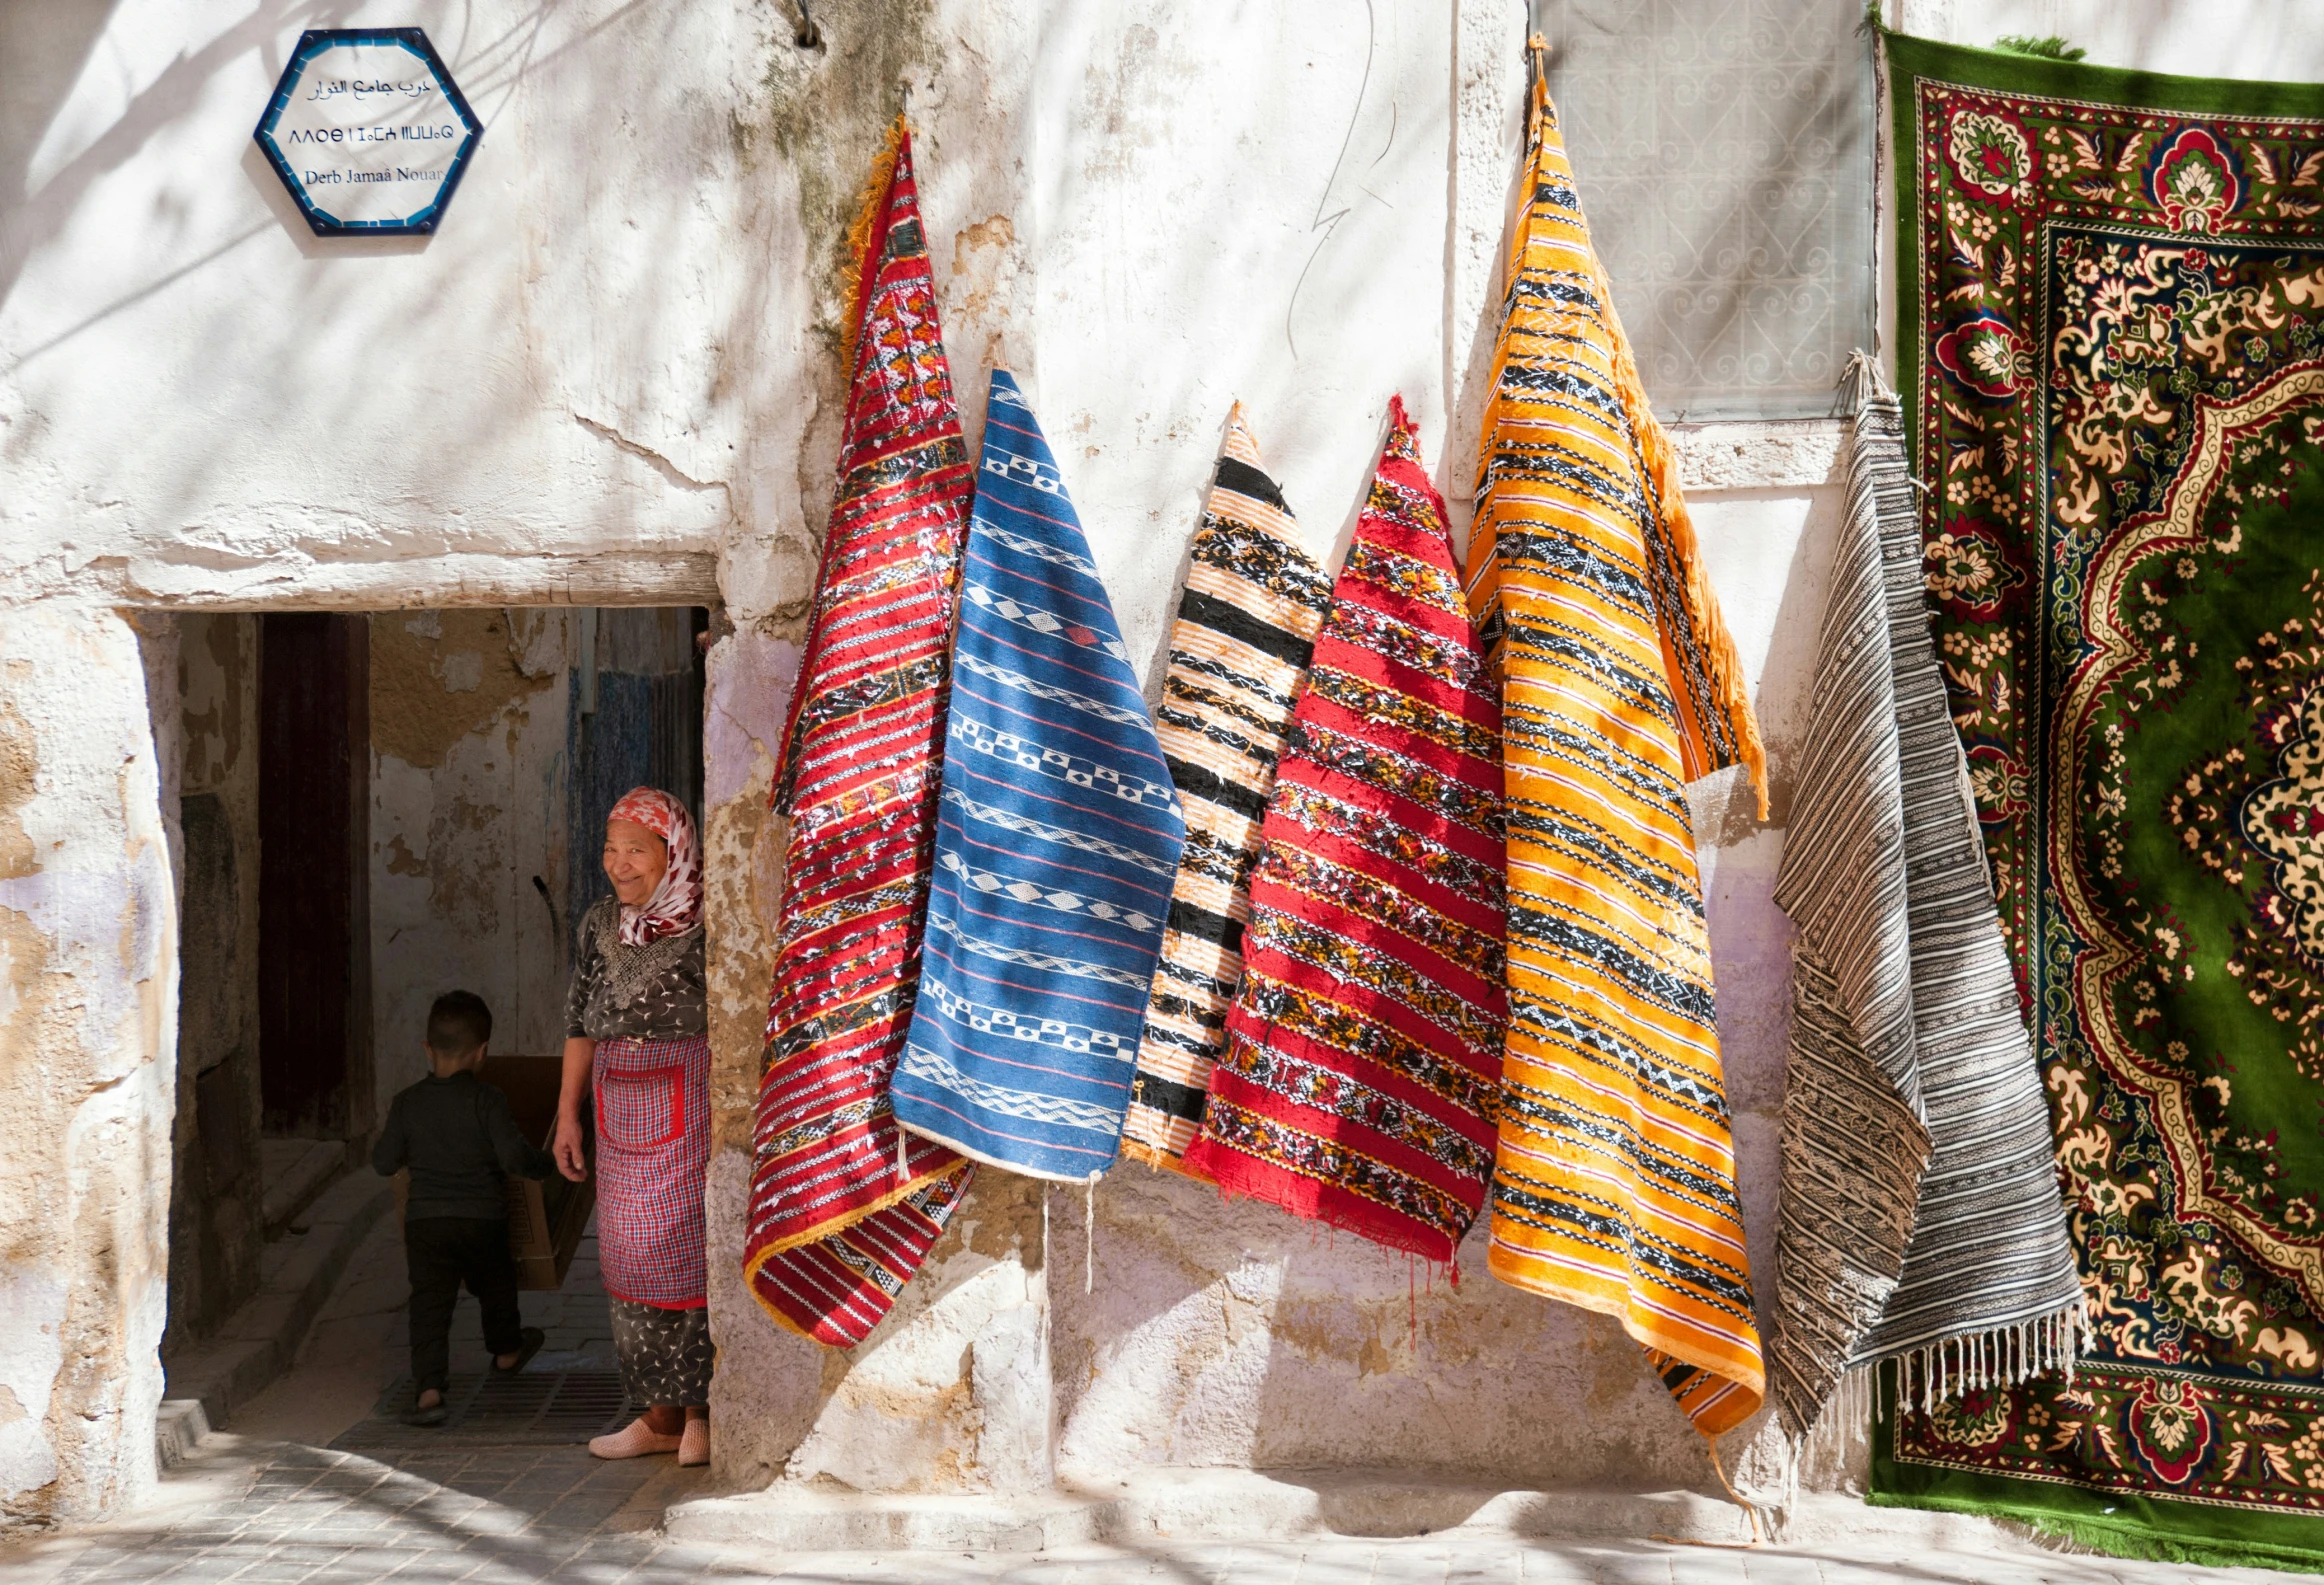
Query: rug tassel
xmin=1893 ymin=1300 xmax=2089 ymax=1418
xmin=836 ymin=112 xmax=909 ymax=382
xmin=1653 ymin=1434 xmax=1763 ymax=1550
xmin=1785 ymin=1361 xmax=1872 ymax=1517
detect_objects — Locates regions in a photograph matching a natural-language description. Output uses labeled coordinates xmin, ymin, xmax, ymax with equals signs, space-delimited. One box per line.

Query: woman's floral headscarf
xmin=606 ymin=787 xmax=703 ymax=945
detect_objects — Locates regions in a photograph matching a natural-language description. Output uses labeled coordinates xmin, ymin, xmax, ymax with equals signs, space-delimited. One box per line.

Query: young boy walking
xmin=372 ymin=990 xmax=556 ymax=1426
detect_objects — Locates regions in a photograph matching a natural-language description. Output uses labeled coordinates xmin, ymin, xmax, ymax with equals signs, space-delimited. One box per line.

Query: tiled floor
xmin=218 ymin=1206 xmax=638 ymax=1445
xmin=0 ymin=1214 xmax=2296 ymax=1584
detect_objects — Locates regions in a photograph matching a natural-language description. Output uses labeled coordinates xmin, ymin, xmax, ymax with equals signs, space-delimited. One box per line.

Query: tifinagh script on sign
xmin=269 ymin=46 xmax=469 ymax=225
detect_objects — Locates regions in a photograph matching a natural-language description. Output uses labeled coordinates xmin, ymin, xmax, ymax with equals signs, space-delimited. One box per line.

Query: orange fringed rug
xmin=1463 ymin=68 xmax=1769 ymax=1437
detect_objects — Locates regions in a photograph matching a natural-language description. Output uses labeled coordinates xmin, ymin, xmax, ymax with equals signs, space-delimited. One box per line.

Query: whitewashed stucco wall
xmin=0 ymin=610 xmax=175 ymax=1522
xmin=9 ymin=0 xmax=2324 ymax=1529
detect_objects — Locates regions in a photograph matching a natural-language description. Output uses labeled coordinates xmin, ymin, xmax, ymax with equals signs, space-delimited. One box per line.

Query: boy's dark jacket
xmin=372 ymin=1069 xmax=556 ymax=1221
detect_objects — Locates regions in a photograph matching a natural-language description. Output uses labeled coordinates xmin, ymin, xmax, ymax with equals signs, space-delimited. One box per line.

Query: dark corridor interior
xmin=257 ymin=613 xmax=374 ymax=1139
xmin=164 ymin=605 xmax=709 ymax=1420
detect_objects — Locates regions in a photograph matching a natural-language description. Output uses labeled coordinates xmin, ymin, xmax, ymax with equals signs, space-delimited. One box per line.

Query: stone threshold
xmin=259 ymin=1137 xmax=354 ymax=1236
xmin=160 ymin=1171 xmax=394 ymax=1460
xmin=664 ymin=1468 xmax=2032 ymax=1555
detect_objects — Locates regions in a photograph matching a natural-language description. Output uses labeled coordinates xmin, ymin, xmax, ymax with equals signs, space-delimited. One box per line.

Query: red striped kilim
xmin=1181 ymin=399 xmax=1507 ymax=1265
xmin=746 ymin=1172 xmax=973 ymax=1348
xmin=745 ymin=119 xmax=975 ymax=1346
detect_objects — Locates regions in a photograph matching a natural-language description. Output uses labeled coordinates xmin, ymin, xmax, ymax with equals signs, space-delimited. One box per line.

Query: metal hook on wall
xmin=792 ymin=0 xmax=821 ymax=50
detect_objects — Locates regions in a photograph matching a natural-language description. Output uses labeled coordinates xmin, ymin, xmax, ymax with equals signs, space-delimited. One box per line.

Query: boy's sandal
xmin=493 ymin=1326 xmax=547 ymax=1375
xmin=400 ymin=1399 xmax=450 ymax=1428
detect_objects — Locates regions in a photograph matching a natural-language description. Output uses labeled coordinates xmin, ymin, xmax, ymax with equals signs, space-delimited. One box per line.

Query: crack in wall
xmin=573 ymin=414 xmax=737 ymax=506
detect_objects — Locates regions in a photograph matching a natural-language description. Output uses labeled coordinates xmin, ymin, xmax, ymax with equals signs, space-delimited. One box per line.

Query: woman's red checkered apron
xmin=593 ymin=1034 xmax=711 ymax=1307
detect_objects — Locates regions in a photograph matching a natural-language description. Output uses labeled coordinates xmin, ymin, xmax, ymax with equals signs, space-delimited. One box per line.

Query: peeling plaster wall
xmin=12 ymin=0 xmax=2324 ymax=1530
xmin=0 ymin=609 xmax=174 ymax=1525
xmin=369 ymin=609 xmax=572 ymax=1105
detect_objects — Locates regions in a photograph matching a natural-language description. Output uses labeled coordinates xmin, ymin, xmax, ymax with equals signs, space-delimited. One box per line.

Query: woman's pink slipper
xmin=588 ymin=1416 xmax=681 ymax=1460
xmin=678 ymin=1416 xmax=709 ymax=1467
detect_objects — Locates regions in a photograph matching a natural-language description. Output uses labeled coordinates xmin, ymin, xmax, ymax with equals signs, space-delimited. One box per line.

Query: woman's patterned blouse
xmin=565 ymin=897 xmax=708 ymax=1042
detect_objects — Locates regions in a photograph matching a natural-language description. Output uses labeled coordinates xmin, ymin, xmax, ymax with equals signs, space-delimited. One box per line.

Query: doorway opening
xmin=159 ymin=604 xmax=709 ymax=1484
xmin=257 ymin=614 xmax=371 ymax=1142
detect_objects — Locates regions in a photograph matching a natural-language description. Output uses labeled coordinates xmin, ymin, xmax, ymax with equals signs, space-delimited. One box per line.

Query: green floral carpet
xmin=1878 ymin=31 xmax=2324 ymax=1571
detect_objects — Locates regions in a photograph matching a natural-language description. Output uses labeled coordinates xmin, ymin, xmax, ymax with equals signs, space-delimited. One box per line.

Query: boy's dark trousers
xmin=404 ymin=1217 xmax=523 ymax=1393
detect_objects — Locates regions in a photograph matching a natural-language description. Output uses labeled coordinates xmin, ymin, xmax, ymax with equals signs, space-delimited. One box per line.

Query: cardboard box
xmin=389 ymin=1054 xmax=594 ymax=1291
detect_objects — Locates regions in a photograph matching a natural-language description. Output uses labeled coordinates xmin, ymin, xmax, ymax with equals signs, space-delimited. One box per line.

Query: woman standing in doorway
xmin=554 ymin=786 xmax=714 ymax=1465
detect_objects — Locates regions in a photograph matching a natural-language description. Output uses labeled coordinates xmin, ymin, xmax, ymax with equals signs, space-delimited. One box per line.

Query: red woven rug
xmin=743 ymin=120 xmax=975 ymax=1346
xmin=1182 ymin=398 xmax=1506 ymax=1265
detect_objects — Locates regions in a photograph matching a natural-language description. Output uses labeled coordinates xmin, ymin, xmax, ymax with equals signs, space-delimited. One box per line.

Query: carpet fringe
xmin=836 ymin=111 xmax=908 ymax=386
xmin=1892 ymin=1300 xmax=2091 ymax=1414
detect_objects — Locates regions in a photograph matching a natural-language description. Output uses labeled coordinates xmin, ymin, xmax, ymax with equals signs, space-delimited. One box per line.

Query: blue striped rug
xmin=891 ymin=369 xmax=1185 ymax=1181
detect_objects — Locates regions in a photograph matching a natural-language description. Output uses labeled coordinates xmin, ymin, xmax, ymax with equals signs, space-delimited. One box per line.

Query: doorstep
xmin=666 ymin=1486 xmax=1115 ymax=1553
xmin=665 ymin=1467 xmax=2040 ymax=1553
xmin=259 ymin=1138 xmax=351 ymax=1235
xmin=160 ymin=1172 xmax=393 ymax=1456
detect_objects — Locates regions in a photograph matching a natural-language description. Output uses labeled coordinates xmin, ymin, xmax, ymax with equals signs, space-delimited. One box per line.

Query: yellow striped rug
xmin=1464 ymin=64 xmax=1770 ymax=1440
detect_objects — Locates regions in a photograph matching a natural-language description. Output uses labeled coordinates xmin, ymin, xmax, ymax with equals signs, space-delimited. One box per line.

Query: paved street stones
xmin=4 ymin=1438 xmax=2297 ymax=1585
xmin=1 ymin=1219 xmax=2291 ymax=1585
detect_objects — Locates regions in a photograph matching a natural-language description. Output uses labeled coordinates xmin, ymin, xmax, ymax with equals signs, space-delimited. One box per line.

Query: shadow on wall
xmin=1 ymin=0 xmax=371 ymax=339
xmin=4 ymin=0 xmax=755 ymax=587
xmin=1009 ymin=0 xmax=1462 ymax=626
xmin=0 ymin=0 xmax=144 ymax=307
xmin=1042 ymin=1165 xmax=1724 ymax=1493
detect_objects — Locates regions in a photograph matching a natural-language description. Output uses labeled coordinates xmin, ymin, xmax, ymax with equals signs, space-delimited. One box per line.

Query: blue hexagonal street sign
xmin=253 ymin=29 xmax=481 ymax=237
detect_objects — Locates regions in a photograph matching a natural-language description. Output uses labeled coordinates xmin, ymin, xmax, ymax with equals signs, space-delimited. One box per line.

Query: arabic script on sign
xmin=266 ymin=42 xmax=469 ymax=227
